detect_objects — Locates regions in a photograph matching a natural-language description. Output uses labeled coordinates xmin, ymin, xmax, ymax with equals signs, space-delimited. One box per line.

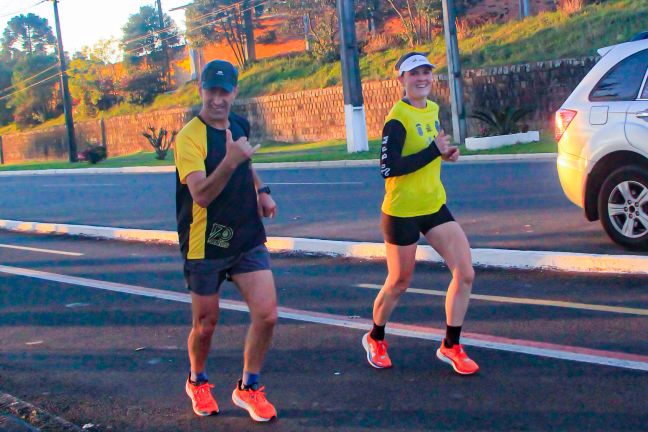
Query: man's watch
xmin=257 ymin=185 xmax=271 ymax=195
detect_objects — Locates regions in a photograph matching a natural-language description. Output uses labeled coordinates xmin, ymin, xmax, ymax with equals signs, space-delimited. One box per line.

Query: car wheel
xmin=597 ymin=165 xmax=648 ymax=250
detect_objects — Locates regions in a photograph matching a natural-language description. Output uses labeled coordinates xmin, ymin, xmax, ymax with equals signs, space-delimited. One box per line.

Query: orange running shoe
xmin=436 ymin=343 xmax=479 ymax=375
xmin=362 ymin=332 xmax=392 ymax=369
xmin=185 ymin=379 xmax=219 ymax=416
xmin=232 ymin=380 xmax=277 ymax=422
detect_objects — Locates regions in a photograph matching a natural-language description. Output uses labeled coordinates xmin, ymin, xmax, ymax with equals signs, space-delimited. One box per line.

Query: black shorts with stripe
xmin=381 ymin=205 xmax=455 ymax=246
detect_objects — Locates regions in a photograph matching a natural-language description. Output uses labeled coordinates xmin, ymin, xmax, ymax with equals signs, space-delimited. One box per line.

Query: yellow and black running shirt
xmin=175 ymin=114 xmax=266 ymax=260
xmin=380 ymin=99 xmax=445 ymax=217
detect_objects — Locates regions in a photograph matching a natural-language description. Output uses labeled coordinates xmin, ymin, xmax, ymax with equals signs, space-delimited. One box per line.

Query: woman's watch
xmin=257 ymin=185 xmax=271 ymax=195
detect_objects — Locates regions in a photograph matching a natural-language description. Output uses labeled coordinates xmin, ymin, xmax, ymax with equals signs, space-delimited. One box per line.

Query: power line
xmin=0 ymin=0 xmax=47 ymax=19
xmin=0 ymin=64 xmax=58 ymax=95
xmin=121 ymin=0 xmax=259 ymax=47
xmin=0 ymin=71 xmax=59 ymax=101
xmin=0 ymin=0 xmax=271 ymax=102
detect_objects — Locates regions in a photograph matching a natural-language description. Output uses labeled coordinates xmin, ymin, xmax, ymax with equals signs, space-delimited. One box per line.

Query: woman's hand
xmin=436 ymin=129 xmax=460 ymax=162
xmin=442 ymin=146 xmax=460 ymax=162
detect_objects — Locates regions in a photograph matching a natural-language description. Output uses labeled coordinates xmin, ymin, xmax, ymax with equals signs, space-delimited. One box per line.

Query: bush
xmin=80 ymin=145 xmax=107 ymax=164
xmin=257 ymin=30 xmax=277 ymax=44
xmin=142 ymin=126 xmax=177 ymax=160
xmin=469 ymin=106 xmax=535 ymax=136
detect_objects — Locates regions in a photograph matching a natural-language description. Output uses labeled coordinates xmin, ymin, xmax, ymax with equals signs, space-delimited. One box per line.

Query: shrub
xmin=257 ymin=30 xmax=277 ymax=44
xmin=142 ymin=126 xmax=177 ymax=160
xmin=469 ymin=106 xmax=535 ymax=136
xmin=80 ymin=145 xmax=107 ymax=164
xmin=558 ymin=0 xmax=585 ymax=15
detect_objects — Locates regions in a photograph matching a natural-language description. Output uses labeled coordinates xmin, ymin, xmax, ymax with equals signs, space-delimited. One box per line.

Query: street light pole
xmin=441 ymin=0 xmax=467 ymax=144
xmin=51 ymin=0 xmax=77 ymax=162
xmin=337 ymin=0 xmax=368 ymax=153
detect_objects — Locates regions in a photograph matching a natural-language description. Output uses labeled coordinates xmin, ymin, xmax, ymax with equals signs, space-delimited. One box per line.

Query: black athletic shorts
xmin=183 ymin=244 xmax=271 ymax=296
xmin=381 ymin=205 xmax=455 ymax=246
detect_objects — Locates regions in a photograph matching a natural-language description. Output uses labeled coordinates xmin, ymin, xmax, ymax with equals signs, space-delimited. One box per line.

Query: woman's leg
xmin=424 ymin=221 xmax=479 ymax=374
xmin=372 ymin=242 xmax=418 ymax=326
xmin=423 ymin=221 xmax=475 ymax=327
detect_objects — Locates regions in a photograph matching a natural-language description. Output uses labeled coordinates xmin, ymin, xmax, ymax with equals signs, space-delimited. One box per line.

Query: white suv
xmin=556 ymin=33 xmax=648 ymax=250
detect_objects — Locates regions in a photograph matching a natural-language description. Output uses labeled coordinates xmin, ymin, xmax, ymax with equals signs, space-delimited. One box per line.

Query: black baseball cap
xmin=200 ymin=60 xmax=238 ymax=92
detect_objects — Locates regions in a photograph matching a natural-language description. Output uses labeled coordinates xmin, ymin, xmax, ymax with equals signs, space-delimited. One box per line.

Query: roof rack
xmin=630 ymin=31 xmax=648 ymax=42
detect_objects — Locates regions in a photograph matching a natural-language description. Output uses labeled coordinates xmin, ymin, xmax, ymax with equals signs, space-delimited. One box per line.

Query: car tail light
xmin=555 ymin=109 xmax=577 ymax=142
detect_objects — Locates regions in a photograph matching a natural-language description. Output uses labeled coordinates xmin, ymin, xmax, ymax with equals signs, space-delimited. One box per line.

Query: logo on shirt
xmin=207 ymin=223 xmax=234 ymax=248
xmin=415 ymin=123 xmax=424 ymax=136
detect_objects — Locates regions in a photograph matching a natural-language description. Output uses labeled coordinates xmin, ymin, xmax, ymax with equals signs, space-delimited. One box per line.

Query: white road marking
xmin=356 ymin=283 xmax=648 ymax=316
xmin=266 ymin=182 xmax=363 ymax=185
xmin=42 ymin=183 xmax=117 ymax=187
xmin=1 ymin=264 xmax=646 ymax=372
xmin=0 ymin=243 xmax=83 ymax=256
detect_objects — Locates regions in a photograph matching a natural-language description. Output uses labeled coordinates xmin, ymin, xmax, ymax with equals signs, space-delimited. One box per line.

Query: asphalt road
xmin=0 ymin=160 xmax=638 ymax=255
xmin=0 ymin=231 xmax=646 ymax=431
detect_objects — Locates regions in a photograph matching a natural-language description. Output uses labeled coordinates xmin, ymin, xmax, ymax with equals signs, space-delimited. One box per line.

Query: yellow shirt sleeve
xmin=174 ymin=132 xmax=206 ymax=184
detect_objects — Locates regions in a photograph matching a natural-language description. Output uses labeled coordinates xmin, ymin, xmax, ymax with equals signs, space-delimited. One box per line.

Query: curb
xmin=0 ymin=153 xmax=557 ymax=176
xmin=1 ymin=219 xmax=646 ymax=275
xmin=0 ymin=392 xmax=82 ymax=432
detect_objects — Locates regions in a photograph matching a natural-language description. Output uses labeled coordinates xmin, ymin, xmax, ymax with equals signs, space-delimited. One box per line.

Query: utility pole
xmin=519 ymin=0 xmax=530 ymax=19
xmin=303 ymin=14 xmax=311 ymax=52
xmin=51 ymin=0 xmax=77 ymax=162
xmin=242 ymin=0 xmax=256 ymax=63
xmin=441 ymin=0 xmax=466 ymax=144
xmin=337 ymin=0 xmax=368 ymax=153
xmin=156 ymin=0 xmax=171 ymax=87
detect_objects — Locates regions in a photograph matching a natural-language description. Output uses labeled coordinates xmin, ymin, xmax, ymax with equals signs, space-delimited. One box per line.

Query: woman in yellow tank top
xmin=362 ymin=52 xmax=479 ymax=375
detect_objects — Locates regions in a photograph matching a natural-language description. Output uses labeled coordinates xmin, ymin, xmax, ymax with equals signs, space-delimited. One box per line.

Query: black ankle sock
xmin=444 ymin=325 xmax=462 ymax=348
xmin=370 ymin=323 xmax=385 ymax=341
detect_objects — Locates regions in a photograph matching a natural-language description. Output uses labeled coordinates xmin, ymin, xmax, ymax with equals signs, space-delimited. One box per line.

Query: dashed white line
xmin=356 ymin=283 xmax=648 ymax=316
xmin=0 ymin=264 xmax=646 ymax=372
xmin=0 ymin=243 xmax=83 ymax=256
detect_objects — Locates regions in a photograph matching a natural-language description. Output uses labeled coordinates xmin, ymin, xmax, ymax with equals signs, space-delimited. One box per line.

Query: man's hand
xmin=223 ymin=129 xmax=260 ymax=168
xmin=257 ymin=193 xmax=276 ymax=218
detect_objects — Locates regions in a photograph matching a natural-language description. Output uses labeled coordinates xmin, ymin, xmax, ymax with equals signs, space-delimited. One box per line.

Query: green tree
xmin=68 ymin=57 xmax=119 ymax=116
xmin=186 ymin=0 xmax=262 ymax=68
xmin=386 ymin=0 xmax=442 ymax=46
xmin=69 ymin=39 xmax=122 ymax=115
xmin=9 ymin=53 xmax=60 ymax=126
xmin=0 ymin=60 xmax=14 ymax=125
xmin=121 ymin=6 xmax=180 ymax=101
xmin=277 ymin=0 xmax=340 ymax=63
xmin=1 ymin=13 xmax=56 ymax=61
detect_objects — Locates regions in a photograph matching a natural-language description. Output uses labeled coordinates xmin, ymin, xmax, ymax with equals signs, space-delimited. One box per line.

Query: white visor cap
xmin=398 ymin=54 xmax=435 ymax=75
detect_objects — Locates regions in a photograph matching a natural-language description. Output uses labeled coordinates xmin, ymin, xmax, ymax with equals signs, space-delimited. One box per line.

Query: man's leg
xmin=186 ymin=291 xmax=221 ymax=416
xmin=188 ymin=292 xmax=220 ymax=376
xmin=230 ymin=269 xmax=278 ymax=421
xmin=424 ymin=221 xmax=479 ymax=375
xmin=231 ymin=269 xmax=277 ymax=377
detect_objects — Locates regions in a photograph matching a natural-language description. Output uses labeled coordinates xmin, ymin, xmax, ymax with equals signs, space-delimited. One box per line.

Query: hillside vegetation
xmin=2 ymin=0 xmax=644 ymax=135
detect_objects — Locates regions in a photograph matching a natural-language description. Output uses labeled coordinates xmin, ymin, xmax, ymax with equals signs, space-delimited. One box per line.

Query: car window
xmin=590 ymin=49 xmax=648 ymax=102
xmin=642 ymin=72 xmax=648 ymax=99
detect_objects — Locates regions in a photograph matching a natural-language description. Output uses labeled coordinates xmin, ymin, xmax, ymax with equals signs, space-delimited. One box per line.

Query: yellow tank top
xmin=381 ymin=99 xmax=446 ymax=217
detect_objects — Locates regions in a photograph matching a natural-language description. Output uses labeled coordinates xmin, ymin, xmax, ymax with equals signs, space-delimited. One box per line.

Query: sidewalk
xmin=1 ymin=217 xmax=646 ymax=275
xmin=0 ymin=153 xmax=557 ymax=176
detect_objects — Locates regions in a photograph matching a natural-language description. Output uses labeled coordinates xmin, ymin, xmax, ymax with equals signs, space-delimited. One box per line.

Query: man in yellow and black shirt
xmin=175 ymin=59 xmax=278 ymax=422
